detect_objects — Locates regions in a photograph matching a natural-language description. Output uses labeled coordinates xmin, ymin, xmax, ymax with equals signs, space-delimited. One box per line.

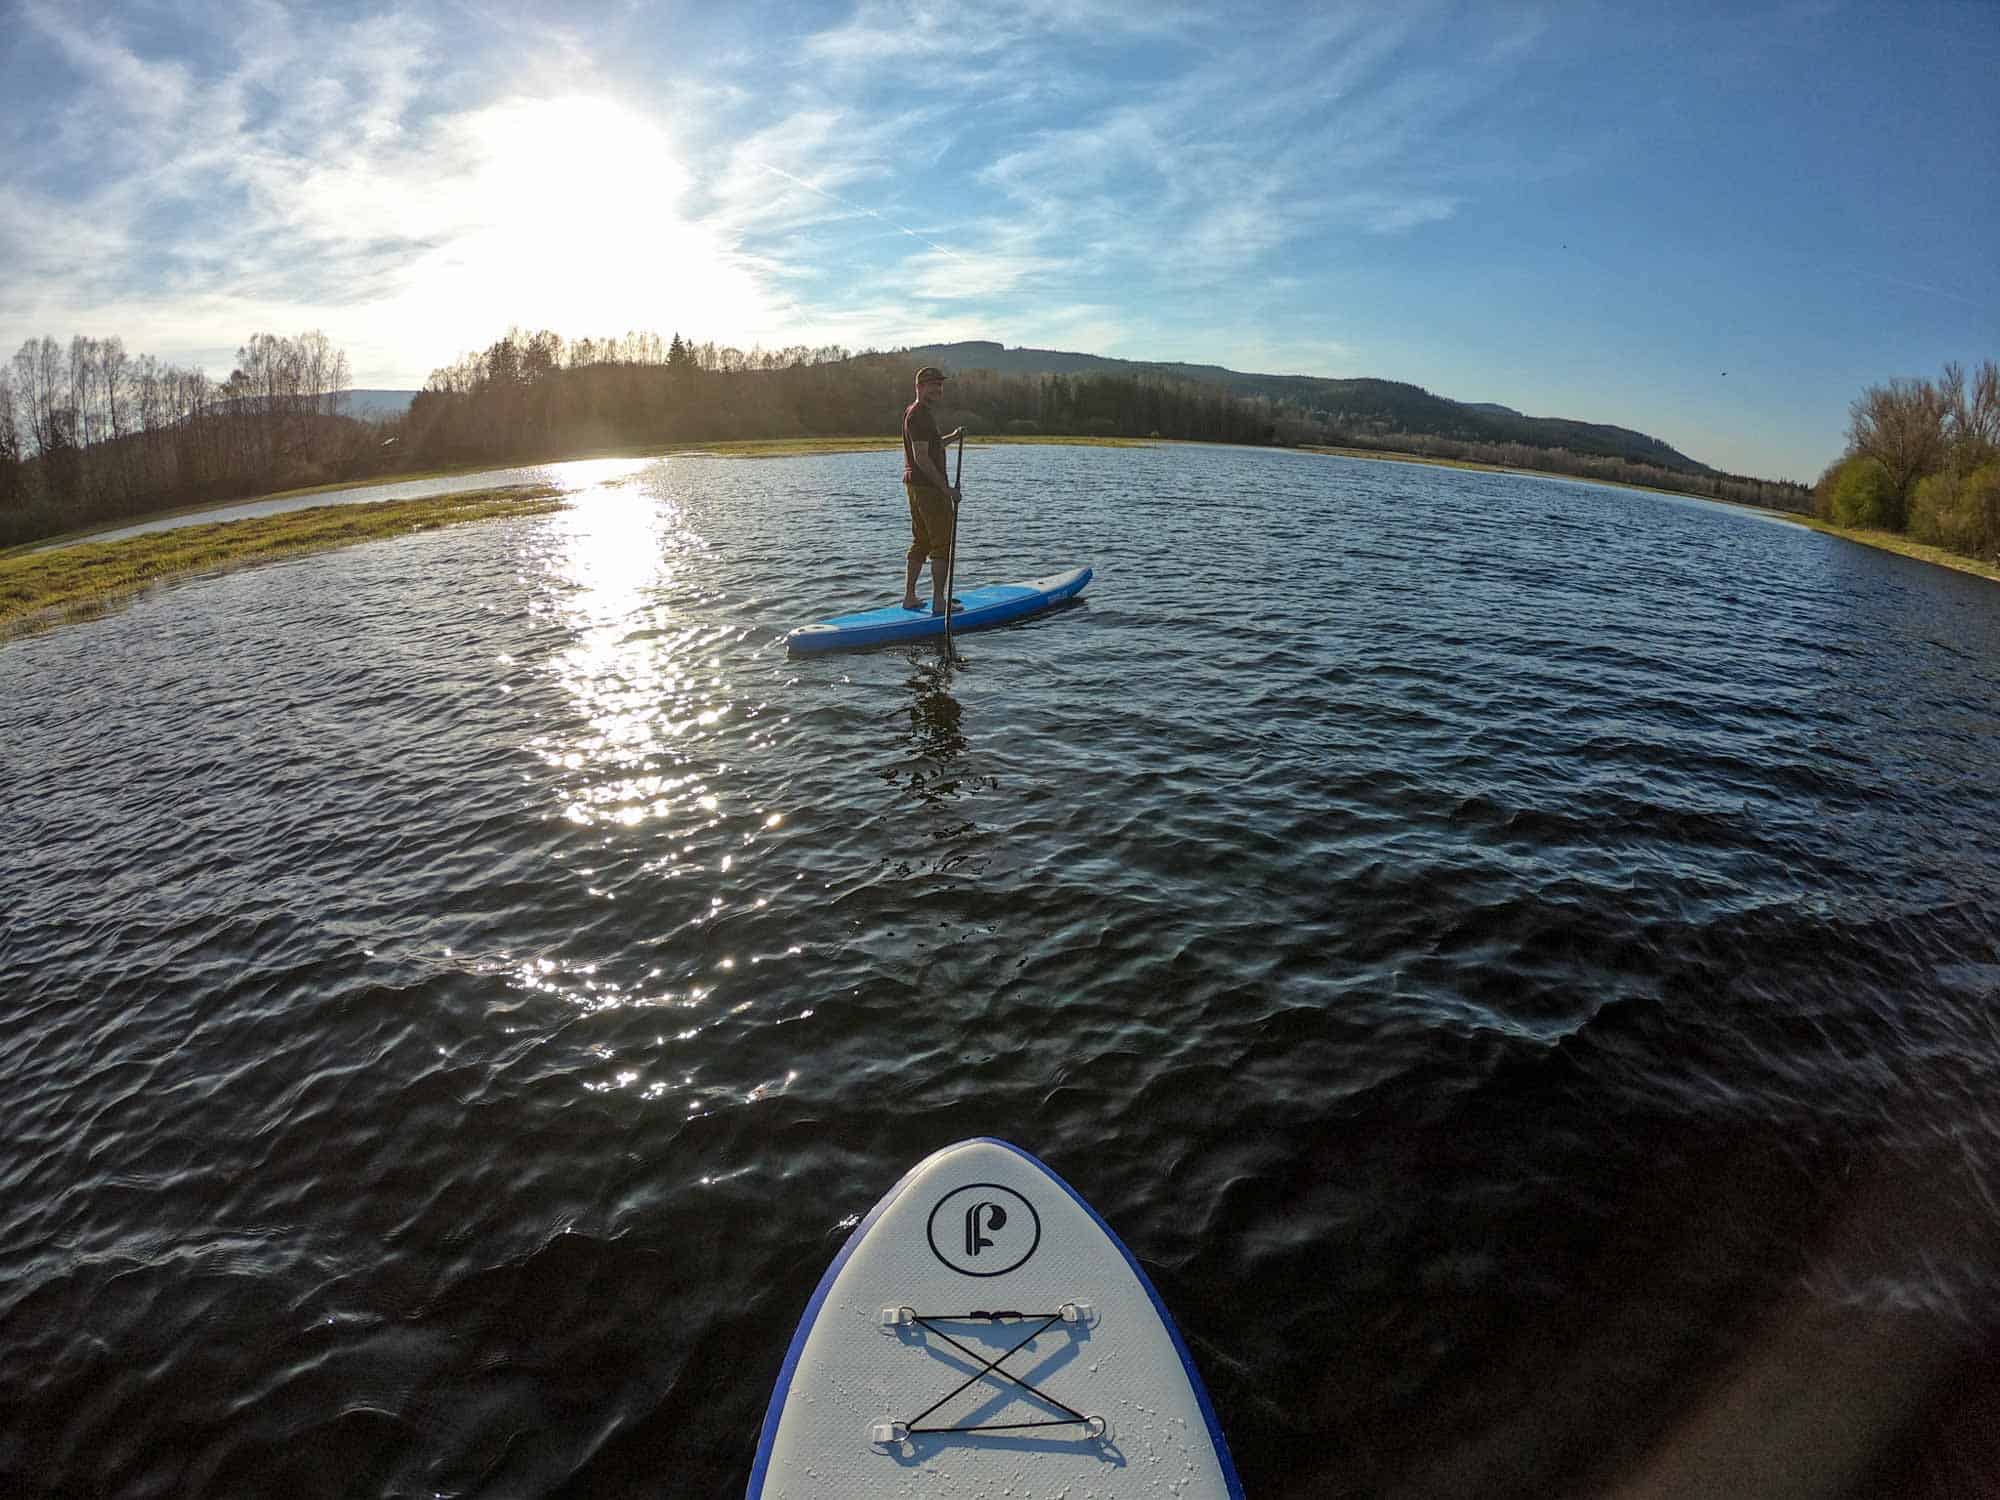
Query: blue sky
xmin=2 ymin=0 xmax=1994 ymax=481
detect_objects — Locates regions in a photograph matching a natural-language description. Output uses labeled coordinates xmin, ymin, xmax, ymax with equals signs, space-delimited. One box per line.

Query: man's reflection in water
xmin=879 ymin=653 xmax=971 ymax=805
xmin=903 ymin=656 xmax=966 ymax=796
xmin=874 ymin=657 xmax=987 ymax=870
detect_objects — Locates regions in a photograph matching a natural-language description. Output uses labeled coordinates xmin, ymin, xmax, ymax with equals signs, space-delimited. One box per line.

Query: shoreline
xmin=8 ymin=436 xmax=1993 ymax=609
xmin=0 ymin=485 xmax=564 ymax=638
xmin=1783 ymin=515 xmax=2000 ymax=585
xmin=1307 ymin=444 xmax=1996 ymax=585
xmin=0 ymin=435 xmax=1161 ymax=559
xmin=1301 ymin=442 xmax=1798 ymax=513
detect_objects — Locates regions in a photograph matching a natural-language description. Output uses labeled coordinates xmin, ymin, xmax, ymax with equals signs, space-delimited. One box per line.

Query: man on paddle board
xmin=902 ymin=365 xmax=964 ymax=614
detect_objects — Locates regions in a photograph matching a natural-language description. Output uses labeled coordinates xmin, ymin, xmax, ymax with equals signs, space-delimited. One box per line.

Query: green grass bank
xmin=1 ymin=485 xmax=565 ymax=638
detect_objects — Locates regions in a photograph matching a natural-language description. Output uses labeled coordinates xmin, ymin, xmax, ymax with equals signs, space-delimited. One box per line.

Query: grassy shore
xmin=0 ymin=484 xmax=564 ymax=637
xmin=0 ymin=464 xmax=602 ymax=558
xmin=1788 ymin=515 xmax=2000 ymax=584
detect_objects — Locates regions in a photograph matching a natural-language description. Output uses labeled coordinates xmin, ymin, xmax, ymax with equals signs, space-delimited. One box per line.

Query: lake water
xmin=3 ymin=444 xmax=1998 ymax=1498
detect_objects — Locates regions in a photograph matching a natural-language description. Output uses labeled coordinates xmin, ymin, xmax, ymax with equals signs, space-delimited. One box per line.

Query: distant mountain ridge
xmin=894 ymin=340 xmax=1712 ymax=475
xmin=348 ymin=343 xmax=1709 ymax=476
xmin=339 ymin=389 xmax=417 ymax=420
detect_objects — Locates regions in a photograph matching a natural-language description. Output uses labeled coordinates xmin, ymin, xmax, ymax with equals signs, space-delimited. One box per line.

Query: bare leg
xmin=903 ymin=547 xmax=924 ymax=608
xmin=931 ymin=549 xmax=952 ymax=614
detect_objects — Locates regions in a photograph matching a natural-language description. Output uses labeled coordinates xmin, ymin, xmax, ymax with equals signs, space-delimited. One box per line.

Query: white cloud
xmin=1 ymin=0 xmax=1547 ymax=391
xmin=0 ymin=4 xmax=802 ymax=385
xmin=930 ymin=5 xmax=1505 ymax=299
xmin=1012 ymin=306 xmax=1155 ymax=358
xmin=26 ymin=0 xmax=194 ymax=133
xmin=703 ymin=107 xmax=925 ymax=242
xmin=802 ymin=0 xmax=1202 ymax=74
xmin=901 ymin=245 xmax=1064 ymax=301
xmin=1335 ymin=193 xmax=1461 ymax=235
xmin=0 ymin=182 xmax=136 ymax=303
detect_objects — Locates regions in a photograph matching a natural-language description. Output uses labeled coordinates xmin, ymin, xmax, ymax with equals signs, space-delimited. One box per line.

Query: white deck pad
xmin=748 ymin=1137 xmax=1244 ymax=1498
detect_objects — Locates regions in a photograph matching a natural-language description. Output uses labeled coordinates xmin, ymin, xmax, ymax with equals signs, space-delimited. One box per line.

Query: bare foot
xmin=901 ymin=598 xmax=925 ymax=611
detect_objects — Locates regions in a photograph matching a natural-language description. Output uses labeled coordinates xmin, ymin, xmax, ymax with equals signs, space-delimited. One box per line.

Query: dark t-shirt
xmin=903 ymin=398 xmax=945 ymax=487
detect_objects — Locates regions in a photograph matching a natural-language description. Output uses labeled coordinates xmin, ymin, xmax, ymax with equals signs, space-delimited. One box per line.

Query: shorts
xmin=905 ymin=482 xmax=956 ymax=561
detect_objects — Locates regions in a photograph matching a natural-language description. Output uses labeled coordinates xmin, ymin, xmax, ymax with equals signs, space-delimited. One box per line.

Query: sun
xmin=384 ymin=93 xmax=775 ymax=357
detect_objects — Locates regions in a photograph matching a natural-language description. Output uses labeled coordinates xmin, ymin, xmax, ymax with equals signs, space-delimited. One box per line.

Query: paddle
xmin=943 ymin=433 xmax=964 ymax=653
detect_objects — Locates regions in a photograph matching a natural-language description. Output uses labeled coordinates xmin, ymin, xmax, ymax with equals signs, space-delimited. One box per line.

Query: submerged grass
xmin=0 ymin=485 xmax=565 ymax=637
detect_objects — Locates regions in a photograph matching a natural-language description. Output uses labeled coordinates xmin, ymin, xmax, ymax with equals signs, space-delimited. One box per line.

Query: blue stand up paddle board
xmin=748 ymin=1137 xmax=1245 ymax=1499
xmin=786 ymin=567 xmax=1092 ymax=654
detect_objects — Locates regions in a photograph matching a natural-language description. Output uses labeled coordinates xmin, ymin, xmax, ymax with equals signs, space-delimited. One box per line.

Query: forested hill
xmin=897 ymin=340 xmax=1713 ymax=476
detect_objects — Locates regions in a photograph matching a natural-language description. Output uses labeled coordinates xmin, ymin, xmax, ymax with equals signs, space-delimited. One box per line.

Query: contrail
xmin=1865 ymin=270 xmax=1990 ymax=313
xmin=755 ymin=162 xmax=964 ymax=261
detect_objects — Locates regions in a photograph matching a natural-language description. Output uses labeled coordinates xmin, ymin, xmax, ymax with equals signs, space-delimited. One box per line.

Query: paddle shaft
xmin=943 ymin=435 xmax=964 ymax=650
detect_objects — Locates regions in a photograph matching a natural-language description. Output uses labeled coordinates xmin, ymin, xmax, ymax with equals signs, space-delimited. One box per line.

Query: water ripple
xmin=3 ymin=448 xmax=1998 ymax=1496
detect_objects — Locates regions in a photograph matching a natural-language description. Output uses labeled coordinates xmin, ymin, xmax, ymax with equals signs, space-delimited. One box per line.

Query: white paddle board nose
xmin=746 ymin=1137 xmax=1244 ymax=1498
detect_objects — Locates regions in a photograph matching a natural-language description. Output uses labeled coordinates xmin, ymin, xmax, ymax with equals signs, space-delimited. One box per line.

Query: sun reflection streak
xmin=526 ymin=475 xmax=728 ymax=831
xmin=491 ymin=465 xmax=808 ymax=1106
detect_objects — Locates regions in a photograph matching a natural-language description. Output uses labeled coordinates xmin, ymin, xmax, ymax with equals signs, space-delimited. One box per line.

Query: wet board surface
xmin=747 ymin=1137 xmax=1244 ymax=1499
xmin=785 ymin=566 xmax=1092 ymax=653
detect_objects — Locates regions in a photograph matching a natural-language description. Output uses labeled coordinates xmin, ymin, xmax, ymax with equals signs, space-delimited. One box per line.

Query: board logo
xmin=926 ymin=1182 xmax=1041 ymax=1277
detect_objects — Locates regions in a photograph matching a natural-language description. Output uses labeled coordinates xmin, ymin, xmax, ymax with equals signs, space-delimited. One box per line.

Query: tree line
xmin=1815 ymin=360 xmax=1999 ymax=562
xmin=400 ymin=325 xmax=1806 ymax=509
xmin=0 ymin=331 xmax=379 ymax=548
xmin=3 ymin=318 xmax=1822 ymax=549
xmin=397 ymin=326 xmax=1283 ymax=462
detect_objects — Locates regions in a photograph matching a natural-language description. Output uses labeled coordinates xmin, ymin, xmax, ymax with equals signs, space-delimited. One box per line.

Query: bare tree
xmin=1941 ymin=360 xmax=2000 ymax=470
xmin=291 ymin=329 xmax=351 ymax=455
xmin=11 ymin=338 xmax=60 ymax=454
xmin=68 ymin=335 xmax=111 ymax=460
xmin=99 ymin=336 xmax=130 ymax=442
xmin=524 ymin=329 xmax=563 ymax=383
xmin=329 ymin=345 xmax=352 ymax=420
xmin=135 ymin=354 xmax=164 ymax=433
xmin=1847 ymin=376 xmax=1949 ymax=521
xmin=0 ymin=368 xmax=22 ymax=509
